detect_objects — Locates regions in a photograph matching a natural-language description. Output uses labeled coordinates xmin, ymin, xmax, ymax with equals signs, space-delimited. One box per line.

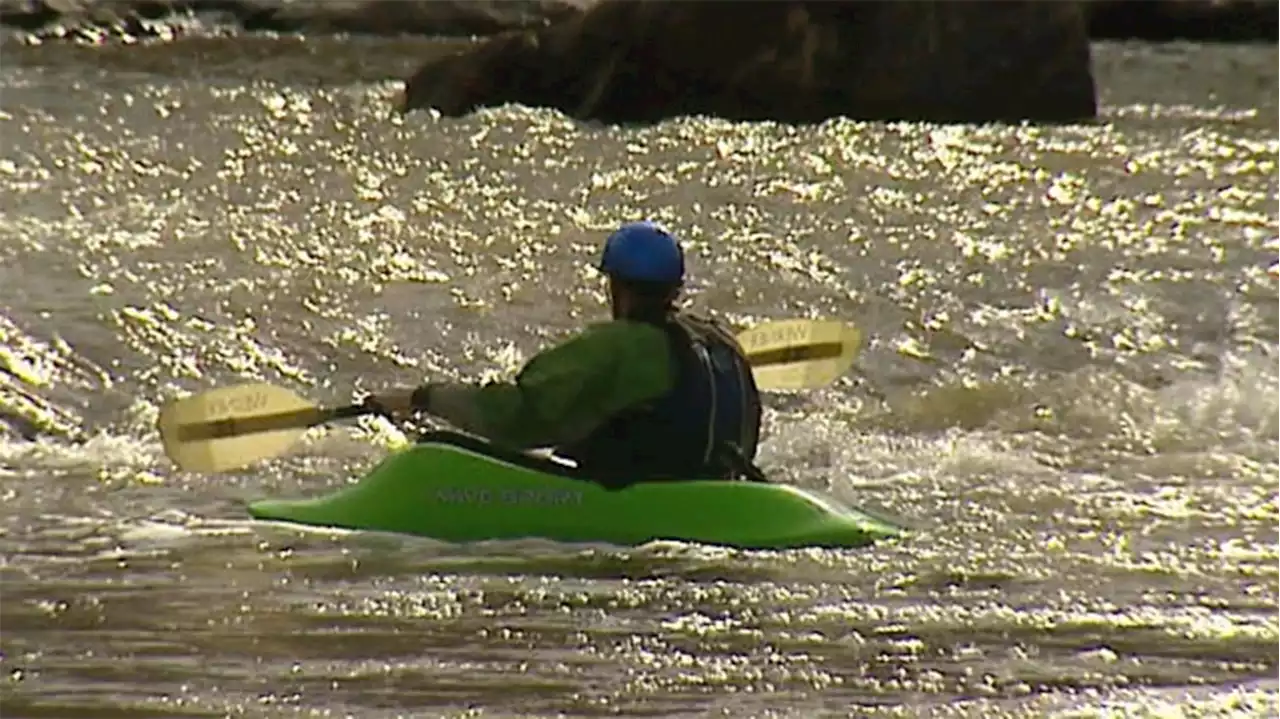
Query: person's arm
xmin=409 ymin=321 xmax=673 ymax=450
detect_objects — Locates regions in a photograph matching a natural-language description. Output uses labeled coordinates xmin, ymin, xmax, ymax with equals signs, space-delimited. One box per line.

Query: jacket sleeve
xmin=420 ymin=321 xmax=673 ymax=451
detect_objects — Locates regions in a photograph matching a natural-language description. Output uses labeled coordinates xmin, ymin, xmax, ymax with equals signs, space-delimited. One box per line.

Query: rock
xmin=1084 ymin=0 xmax=1277 ymax=43
xmin=402 ymin=0 xmax=1098 ymax=125
xmin=3 ymin=0 xmax=1274 ymax=42
xmin=0 ymin=0 xmax=589 ymax=38
xmin=247 ymin=0 xmax=592 ymax=36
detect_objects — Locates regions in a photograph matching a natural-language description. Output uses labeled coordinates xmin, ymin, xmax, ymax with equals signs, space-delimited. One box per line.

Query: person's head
xmin=597 ymin=221 xmax=685 ymax=322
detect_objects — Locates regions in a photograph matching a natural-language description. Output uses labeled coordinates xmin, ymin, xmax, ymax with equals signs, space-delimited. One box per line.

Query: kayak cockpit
xmin=411 ymin=430 xmax=762 ymax=490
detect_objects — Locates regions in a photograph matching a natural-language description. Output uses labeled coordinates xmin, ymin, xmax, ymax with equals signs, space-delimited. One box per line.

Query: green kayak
xmin=246 ymin=432 xmax=904 ymax=550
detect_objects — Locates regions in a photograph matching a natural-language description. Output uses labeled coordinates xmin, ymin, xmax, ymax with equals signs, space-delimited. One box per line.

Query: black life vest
xmin=557 ymin=312 xmax=763 ymax=483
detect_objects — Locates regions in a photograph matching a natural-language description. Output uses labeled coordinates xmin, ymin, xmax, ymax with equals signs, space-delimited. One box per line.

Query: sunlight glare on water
xmin=0 ymin=36 xmax=1276 ymax=719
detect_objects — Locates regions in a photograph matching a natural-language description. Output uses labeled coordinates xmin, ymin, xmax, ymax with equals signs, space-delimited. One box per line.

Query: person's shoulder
xmin=520 ymin=320 xmax=666 ymax=378
xmin=535 ymin=320 xmax=668 ymax=359
xmin=547 ymin=321 xmax=670 ymax=380
xmin=578 ymin=319 xmax=670 ymax=347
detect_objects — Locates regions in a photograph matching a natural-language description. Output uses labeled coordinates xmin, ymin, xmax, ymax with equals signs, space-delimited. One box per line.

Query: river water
xmin=0 ymin=34 xmax=1276 ymax=718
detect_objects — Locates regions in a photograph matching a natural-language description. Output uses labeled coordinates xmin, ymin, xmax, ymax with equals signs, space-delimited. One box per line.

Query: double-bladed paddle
xmin=157 ymin=318 xmax=861 ymax=473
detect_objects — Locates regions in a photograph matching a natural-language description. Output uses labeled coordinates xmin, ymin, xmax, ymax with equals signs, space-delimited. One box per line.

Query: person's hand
xmin=367 ymin=388 xmax=419 ymax=419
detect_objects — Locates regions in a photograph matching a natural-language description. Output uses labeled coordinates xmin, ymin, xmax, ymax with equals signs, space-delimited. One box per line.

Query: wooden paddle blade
xmin=737 ymin=319 xmax=862 ymax=391
xmin=157 ymin=382 xmax=321 ymax=473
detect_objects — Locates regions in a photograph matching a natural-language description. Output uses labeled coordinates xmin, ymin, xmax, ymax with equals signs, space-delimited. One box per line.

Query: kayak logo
xmin=205 ymin=391 xmax=269 ymax=418
xmin=433 ymin=488 xmax=584 ymax=506
xmin=501 ymin=489 xmax=584 ymax=506
xmin=739 ymin=322 xmax=810 ymax=352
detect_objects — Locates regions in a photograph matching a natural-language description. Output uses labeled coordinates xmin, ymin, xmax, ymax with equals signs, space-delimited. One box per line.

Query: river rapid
xmin=0 ymin=34 xmax=1276 ymax=718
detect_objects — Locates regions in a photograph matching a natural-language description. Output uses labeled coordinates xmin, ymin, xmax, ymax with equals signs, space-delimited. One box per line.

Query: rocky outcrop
xmin=2 ymin=0 xmax=1274 ymax=42
xmin=401 ymin=1 xmax=1099 ymax=125
xmin=0 ymin=0 xmax=591 ymax=38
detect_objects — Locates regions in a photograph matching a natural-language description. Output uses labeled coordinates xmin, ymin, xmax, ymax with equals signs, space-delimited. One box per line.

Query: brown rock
xmin=232 ymin=0 xmax=592 ymax=36
xmin=4 ymin=0 xmax=1273 ymax=43
xmin=278 ymin=0 xmax=1275 ymax=43
xmin=0 ymin=0 xmax=588 ymax=37
xmin=402 ymin=0 xmax=1098 ymax=125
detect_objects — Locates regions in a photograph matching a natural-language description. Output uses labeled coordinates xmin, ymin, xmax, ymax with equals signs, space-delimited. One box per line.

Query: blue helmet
xmin=598 ymin=221 xmax=685 ymax=285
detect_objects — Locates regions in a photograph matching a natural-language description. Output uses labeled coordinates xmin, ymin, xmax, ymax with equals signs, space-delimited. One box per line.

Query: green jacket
xmin=421 ymin=320 xmax=675 ymax=450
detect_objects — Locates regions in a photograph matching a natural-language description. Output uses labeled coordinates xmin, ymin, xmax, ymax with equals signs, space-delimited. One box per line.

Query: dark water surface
xmin=0 ymin=36 xmax=1276 ymax=718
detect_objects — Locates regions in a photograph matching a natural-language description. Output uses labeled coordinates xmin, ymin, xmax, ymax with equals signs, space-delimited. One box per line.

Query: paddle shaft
xmin=176 ymin=403 xmax=372 ymax=442
xmin=178 ymin=335 xmax=849 ymax=442
xmin=160 ymin=318 xmax=862 ymax=476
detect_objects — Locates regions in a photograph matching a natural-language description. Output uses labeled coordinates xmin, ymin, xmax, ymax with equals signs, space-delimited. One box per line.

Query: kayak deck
xmin=247 ymin=431 xmax=904 ymax=550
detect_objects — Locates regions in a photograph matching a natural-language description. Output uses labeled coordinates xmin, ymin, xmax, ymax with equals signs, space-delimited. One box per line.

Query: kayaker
xmin=369 ymin=220 xmax=766 ymax=485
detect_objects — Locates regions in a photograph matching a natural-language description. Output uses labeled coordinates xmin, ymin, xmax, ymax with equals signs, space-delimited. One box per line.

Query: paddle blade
xmin=737 ymin=319 xmax=862 ymax=391
xmin=157 ymin=382 xmax=321 ymax=473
